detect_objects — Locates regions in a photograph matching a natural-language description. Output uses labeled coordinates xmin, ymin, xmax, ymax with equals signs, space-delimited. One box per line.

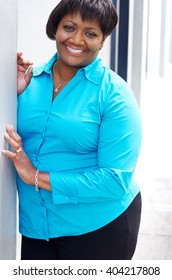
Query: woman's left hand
xmin=2 ymin=124 xmax=36 ymax=185
xmin=17 ymin=52 xmax=33 ymax=95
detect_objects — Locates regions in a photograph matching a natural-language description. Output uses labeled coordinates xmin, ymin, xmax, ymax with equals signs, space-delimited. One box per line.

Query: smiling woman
xmin=46 ymin=0 xmax=118 ymax=39
xmin=53 ymin=12 xmax=106 ymax=81
xmin=2 ymin=0 xmax=142 ymax=260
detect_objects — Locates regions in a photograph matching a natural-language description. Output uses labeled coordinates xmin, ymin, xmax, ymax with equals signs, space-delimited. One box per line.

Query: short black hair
xmin=46 ymin=0 xmax=118 ymax=40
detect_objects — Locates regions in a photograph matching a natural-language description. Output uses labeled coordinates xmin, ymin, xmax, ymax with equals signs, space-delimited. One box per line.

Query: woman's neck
xmin=54 ymin=58 xmax=79 ymax=81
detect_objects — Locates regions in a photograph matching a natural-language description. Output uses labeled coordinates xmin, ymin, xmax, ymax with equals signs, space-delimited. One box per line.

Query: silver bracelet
xmin=35 ymin=169 xmax=40 ymax=192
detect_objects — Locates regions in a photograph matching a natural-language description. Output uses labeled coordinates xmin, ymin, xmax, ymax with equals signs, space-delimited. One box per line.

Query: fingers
xmin=17 ymin=52 xmax=23 ymax=59
xmin=6 ymin=124 xmax=22 ymax=143
xmin=2 ymin=124 xmax=36 ymax=185
xmin=17 ymin=52 xmax=34 ymax=76
xmin=4 ymin=132 xmax=20 ymax=152
xmin=25 ymin=66 xmax=33 ymax=85
xmin=17 ymin=52 xmax=33 ymax=91
xmin=1 ymin=149 xmax=17 ymax=160
xmin=4 ymin=124 xmax=22 ymax=152
xmin=17 ymin=52 xmax=33 ymax=67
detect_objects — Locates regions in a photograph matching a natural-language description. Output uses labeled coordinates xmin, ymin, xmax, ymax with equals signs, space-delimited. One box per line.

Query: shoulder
xmin=102 ymin=67 xmax=132 ymax=95
xmin=99 ymin=67 xmax=140 ymax=119
xmin=100 ymin=67 xmax=135 ymax=106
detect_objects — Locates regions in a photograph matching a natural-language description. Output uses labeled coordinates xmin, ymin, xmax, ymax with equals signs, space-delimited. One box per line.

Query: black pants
xmin=21 ymin=192 xmax=141 ymax=260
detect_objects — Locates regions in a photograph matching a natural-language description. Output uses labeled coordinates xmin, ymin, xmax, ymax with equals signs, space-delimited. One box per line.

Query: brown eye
xmin=64 ymin=25 xmax=75 ymax=32
xmin=85 ymin=31 xmax=97 ymax=38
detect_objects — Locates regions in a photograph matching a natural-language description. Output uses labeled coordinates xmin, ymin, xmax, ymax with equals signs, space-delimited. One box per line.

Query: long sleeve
xmin=50 ymin=80 xmax=142 ymax=205
xmin=17 ymin=55 xmax=143 ymax=239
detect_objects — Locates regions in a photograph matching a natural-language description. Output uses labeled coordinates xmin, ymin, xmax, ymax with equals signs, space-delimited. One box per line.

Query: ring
xmin=15 ymin=147 xmax=22 ymax=153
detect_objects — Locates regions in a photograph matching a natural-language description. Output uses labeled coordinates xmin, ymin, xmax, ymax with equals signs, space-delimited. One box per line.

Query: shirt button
xmin=64 ymin=196 xmax=69 ymax=201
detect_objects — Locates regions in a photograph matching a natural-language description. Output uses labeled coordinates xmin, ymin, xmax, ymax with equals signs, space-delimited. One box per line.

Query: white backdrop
xmin=0 ymin=0 xmax=17 ymax=260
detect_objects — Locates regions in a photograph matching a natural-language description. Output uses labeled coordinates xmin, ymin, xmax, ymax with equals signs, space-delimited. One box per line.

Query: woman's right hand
xmin=17 ymin=52 xmax=33 ymax=95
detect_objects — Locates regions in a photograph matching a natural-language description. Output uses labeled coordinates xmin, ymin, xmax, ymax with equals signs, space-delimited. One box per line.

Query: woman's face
xmin=55 ymin=12 xmax=106 ymax=68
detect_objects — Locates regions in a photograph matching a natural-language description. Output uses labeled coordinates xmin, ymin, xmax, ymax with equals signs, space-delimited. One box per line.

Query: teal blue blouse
xmin=17 ymin=53 xmax=142 ymax=240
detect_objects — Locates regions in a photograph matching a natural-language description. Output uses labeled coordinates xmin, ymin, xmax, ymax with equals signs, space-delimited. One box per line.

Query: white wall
xmin=18 ymin=0 xmax=110 ymax=66
xmin=146 ymin=0 xmax=162 ymax=78
xmin=159 ymin=0 xmax=172 ymax=77
xmin=127 ymin=0 xmax=149 ymax=105
xmin=0 ymin=0 xmax=17 ymax=260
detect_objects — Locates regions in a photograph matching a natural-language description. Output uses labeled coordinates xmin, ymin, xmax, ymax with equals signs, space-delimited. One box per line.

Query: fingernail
xmin=6 ymin=124 xmax=14 ymax=129
xmin=26 ymin=65 xmax=33 ymax=74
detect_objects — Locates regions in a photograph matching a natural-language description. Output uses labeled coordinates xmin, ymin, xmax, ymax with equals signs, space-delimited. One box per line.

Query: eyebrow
xmin=62 ymin=20 xmax=99 ymax=31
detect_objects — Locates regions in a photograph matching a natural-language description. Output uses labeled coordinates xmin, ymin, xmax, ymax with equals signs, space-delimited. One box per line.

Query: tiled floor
xmin=133 ymin=74 xmax=172 ymax=260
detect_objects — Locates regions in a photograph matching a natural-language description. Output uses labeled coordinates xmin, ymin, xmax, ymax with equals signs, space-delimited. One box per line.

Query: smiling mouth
xmin=66 ymin=46 xmax=85 ymax=54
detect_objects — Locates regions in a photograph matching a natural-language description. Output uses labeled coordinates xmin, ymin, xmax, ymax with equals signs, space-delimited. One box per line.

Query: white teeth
xmin=67 ymin=46 xmax=84 ymax=54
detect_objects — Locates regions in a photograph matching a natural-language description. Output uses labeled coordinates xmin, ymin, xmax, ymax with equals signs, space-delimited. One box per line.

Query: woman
xmin=2 ymin=0 xmax=142 ymax=260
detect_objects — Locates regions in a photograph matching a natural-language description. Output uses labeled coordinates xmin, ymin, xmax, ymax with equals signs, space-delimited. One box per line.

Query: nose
xmin=69 ymin=31 xmax=85 ymax=45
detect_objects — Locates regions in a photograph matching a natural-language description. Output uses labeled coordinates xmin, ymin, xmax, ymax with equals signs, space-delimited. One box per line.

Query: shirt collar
xmin=81 ymin=56 xmax=104 ymax=85
xmin=33 ymin=53 xmax=104 ymax=85
xmin=33 ymin=53 xmax=57 ymax=76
